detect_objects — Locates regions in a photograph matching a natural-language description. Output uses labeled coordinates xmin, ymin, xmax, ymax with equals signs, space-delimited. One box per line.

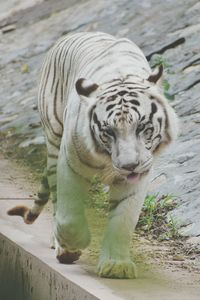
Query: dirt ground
xmin=1 ymin=153 xmax=200 ymax=300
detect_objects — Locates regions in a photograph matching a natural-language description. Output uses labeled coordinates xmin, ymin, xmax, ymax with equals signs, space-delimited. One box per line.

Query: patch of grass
xmin=137 ymin=194 xmax=180 ymax=240
xmin=87 ymin=175 xmax=110 ymax=212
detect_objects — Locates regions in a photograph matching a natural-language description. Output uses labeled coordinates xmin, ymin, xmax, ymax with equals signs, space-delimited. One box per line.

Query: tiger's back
xmin=38 ymin=32 xmax=151 ymax=145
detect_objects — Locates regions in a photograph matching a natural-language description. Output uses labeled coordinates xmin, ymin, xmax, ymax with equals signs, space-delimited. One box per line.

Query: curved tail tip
xmin=7 ymin=205 xmax=38 ymax=224
xmin=7 ymin=205 xmax=28 ymax=217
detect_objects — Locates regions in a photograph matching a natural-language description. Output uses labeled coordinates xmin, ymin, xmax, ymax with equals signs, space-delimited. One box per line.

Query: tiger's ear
xmin=148 ymin=64 xmax=163 ymax=87
xmin=76 ymin=78 xmax=99 ymax=98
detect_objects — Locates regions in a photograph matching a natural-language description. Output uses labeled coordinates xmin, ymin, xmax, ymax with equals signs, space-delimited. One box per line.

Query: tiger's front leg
xmin=54 ymin=152 xmax=91 ymax=264
xmin=97 ymin=178 xmax=149 ymax=279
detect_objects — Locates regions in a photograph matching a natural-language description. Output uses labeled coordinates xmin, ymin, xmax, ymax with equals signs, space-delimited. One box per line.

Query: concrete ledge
xmin=2 ymin=212 xmax=200 ymax=300
xmin=0 ymin=213 xmax=122 ymax=300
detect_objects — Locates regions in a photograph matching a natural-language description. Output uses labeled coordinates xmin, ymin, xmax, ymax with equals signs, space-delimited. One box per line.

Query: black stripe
xmin=145 ymin=146 xmax=152 ymax=150
xmin=61 ymin=37 xmax=83 ymax=85
xmin=53 ymin=80 xmax=63 ymax=129
xmin=47 ymin=136 xmax=60 ymax=149
xmin=65 ymin=157 xmax=91 ymax=183
xmin=65 ymin=34 xmax=107 ymax=88
xmin=46 ymin=112 xmax=62 ymax=139
xmin=48 ymin=164 xmax=57 ymax=170
xmin=93 ymin=112 xmax=102 ymax=130
xmin=118 ymin=91 xmax=127 ymax=96
xmin=158 ymin=117 xmax=162 ymax=130
xmin=129 ymin=92 xmax=138 ymax=97
xmin=125 ymin=85 xmax=149 ymax=90
xmin=48 ymin=153 xmax=58 ymax=159
xmin=106 ymin=103 xmax=116 ymax=111
xmin=129 ymin=99 xmax=140 ymax=106
xmin=40 ymin=50 xmax=55 ymax=119
xmin=105 ymin=95 xmax=118 ymax=102
xmin=47 ymin=170 xmax=56 ymax=177
xmin=115 ymin=111 xmax=121 ymax=116
xmin=101 ymin=89 xmax=118 ymax=96
xmin=72 ymin=103 xmax=106 ymax=169
xmin=164 ymin=108 xmax=169 ymax=130
xmin=57 ymin=40 xmax=67 ymax=68
xmin=132 ymin=107 xmax=141 ymax=119
xmin=123 ymin=104 xmax=129 ymax=109
xmin=107 ymin=110 xmax=115 ymax=118
xmin=35 ymin=197 xmax=49 ymax=205
xmin=50 ymin=50 xmax=58 ymax=93
xmin=153 ymin=134 xmax=162 ymax=143
xmin=122 ymin=110 xmax=129 ymax=114
xmin=149 ymin=102 xmax=158 ymax=121
xmin=122 ymin=51 xmax=145 ymax=62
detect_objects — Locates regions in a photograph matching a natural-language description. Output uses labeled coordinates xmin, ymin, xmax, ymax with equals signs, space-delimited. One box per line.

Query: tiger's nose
xmin=121 ymin=162 xmax=139 ymax=171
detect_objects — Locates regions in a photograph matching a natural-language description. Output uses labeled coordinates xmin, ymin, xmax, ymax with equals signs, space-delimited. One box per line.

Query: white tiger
xmin=8 ymin=32 xmax=178 ymax=279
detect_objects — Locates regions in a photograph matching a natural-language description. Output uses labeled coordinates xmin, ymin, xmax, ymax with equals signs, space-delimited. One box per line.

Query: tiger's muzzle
xmin=113 ymin=157 xmax=152 ymax=184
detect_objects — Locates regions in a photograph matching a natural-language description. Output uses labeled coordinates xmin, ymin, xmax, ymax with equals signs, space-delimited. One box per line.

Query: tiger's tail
xmin=7 ymin=174 xmax=50 ymax=224
xmin=7 ymin=197 xmax=48 ymax=224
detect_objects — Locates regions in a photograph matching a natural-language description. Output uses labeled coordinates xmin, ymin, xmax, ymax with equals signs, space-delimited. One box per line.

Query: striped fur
xmin=8 ymin=32 xmax=178 ymax=278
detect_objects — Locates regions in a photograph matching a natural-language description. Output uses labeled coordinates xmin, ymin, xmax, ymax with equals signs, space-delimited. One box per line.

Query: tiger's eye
xmin=105 ymin=127 xmax=116 ymax=139
xmin=136 ymin=123 xmax=145 ymax=135
xmin=143 ymin=128 xmax=153 ymax=139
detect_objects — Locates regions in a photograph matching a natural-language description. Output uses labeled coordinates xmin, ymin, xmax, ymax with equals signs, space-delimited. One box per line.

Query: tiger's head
xmin=76 ymin=65 xmax=178 ymax=183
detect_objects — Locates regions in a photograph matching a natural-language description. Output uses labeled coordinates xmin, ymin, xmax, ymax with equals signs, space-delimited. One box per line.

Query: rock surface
xmin=0 ymin=0 xmax=200 ymax=236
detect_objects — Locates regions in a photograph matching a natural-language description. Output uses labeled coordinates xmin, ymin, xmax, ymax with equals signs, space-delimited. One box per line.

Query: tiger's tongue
xmin=127 ymin=173 xmax=140 ymax=183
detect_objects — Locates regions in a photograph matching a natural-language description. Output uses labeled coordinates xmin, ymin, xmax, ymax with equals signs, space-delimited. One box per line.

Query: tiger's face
xmin=89 ymin=89 xmax=166 ymax=182
xmin=76 ymin=70 xmax=178 ymax=183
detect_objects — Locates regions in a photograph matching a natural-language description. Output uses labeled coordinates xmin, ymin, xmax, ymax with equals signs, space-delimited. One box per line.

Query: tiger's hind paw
xmin=56 ymin=248 xmax=82 ymax=264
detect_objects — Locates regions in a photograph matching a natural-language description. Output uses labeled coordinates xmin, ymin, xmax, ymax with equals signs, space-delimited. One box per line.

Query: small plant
xmin=138 ymin=194 xmax=158 ymax=230
xmin=163 ymin=79 xmax=175 ymax=101
xmin=151 ymin=54 xmax=171 ymax=70
xmin=167 ymin=214 xmax=180 ymax=239
xmin=137 ymin=194 xmax=180 ymax=240
xmin=87 ymin=175 xmax=110 ymax=212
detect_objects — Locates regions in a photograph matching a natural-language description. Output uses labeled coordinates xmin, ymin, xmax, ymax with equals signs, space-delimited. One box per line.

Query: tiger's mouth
xmin=126 ymin=172 xmax=140 ymax=182
xmin=113 ymin=163 xmax=150 ymax=184
xmin=126 ymin=170 xmax=150 ymax=183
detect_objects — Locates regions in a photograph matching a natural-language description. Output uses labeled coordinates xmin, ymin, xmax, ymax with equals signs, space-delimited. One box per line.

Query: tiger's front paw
xmin=97 ymin=259 xmax=137 ymax=279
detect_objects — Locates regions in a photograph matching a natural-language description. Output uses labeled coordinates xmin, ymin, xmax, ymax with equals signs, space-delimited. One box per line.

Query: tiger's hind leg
xmin=53 ymin=150 xmax=91 ymax=264
xmin=7 ymin=139 xmax=59 ymax=224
